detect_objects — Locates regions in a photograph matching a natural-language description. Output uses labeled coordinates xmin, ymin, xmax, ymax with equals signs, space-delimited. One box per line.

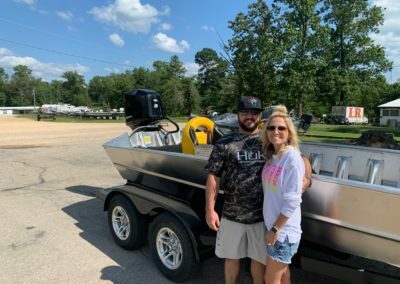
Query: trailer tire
xmin=108 ymin=195 xmax=147 ymax=250
xmin=150 ymin=213 xmax=198 ymax=282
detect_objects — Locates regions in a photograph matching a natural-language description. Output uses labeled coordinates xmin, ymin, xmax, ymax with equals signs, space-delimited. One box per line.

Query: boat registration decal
xmin=144 ymin=136 xmax=152 ymax=145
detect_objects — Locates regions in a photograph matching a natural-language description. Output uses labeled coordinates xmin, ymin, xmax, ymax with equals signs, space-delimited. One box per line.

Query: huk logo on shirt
xmin=237 ymin=150 xmax=264 ymax=161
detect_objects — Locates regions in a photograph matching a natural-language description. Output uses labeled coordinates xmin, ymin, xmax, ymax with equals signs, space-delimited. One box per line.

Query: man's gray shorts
xmin=215 ymin=217 xmax=266 ymax=265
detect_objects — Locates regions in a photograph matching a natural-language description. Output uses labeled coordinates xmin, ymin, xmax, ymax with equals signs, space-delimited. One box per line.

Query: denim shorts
xmin=266 ymin=236 xmax=299 ymax=264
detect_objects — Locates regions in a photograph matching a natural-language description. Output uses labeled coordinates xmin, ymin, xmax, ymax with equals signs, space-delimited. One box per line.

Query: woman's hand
xmin=265 ymin=230 xmax=278 ymax=246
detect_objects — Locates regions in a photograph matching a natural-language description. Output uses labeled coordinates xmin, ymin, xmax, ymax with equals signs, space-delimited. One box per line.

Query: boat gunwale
xmin=301 ymin=141 xmax=400 ymax=154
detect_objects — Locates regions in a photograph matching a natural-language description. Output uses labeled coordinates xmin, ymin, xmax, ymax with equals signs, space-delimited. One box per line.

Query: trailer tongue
xmin=99 ymin=89 xmax=400 ymax=282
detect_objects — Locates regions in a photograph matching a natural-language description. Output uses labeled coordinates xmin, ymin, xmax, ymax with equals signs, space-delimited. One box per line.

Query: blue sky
xmin=0 ymin=0 xmax=399 ymax=83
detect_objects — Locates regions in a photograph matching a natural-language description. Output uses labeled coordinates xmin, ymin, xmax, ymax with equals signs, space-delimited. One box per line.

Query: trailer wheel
xmin=150 ymin=213 xmax=198 ymax=282
xmin=108 ymin=195 xmax=147 ymax=250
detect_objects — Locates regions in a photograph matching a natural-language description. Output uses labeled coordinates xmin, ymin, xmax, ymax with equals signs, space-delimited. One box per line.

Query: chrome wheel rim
xmin=156 ymin=227 xmax=182 ymax=270
xmin=111 ymin=206 xmax=130 ymax=240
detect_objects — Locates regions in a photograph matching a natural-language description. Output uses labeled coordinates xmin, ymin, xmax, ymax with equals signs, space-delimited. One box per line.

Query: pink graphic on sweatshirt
xmin=262 ymin=165 xmax=283 ymax=192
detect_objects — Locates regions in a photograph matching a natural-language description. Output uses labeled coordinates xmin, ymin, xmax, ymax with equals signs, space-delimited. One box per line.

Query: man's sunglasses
xmin=239 ymin=109 xmax=261 ymax=115
xmin=266 ymin=125 xmax=287 ymax=131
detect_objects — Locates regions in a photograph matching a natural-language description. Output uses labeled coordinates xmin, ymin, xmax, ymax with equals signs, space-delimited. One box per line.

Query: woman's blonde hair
xmin=260 ymin=105 xmax=300 ymax=161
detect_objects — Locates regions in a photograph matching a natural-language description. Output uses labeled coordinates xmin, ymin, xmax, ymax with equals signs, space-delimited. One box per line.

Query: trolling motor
xmin=124 ymin=89 xmax=179 ymax=143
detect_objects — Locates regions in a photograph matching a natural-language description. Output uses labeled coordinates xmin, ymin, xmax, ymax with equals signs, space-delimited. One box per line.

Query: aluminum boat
xmin=104 ymin=128 xmax=400 ymax=269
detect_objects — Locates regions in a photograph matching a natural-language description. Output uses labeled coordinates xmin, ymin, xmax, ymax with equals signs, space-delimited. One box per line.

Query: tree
xmin=151 ymin=56 xmax=187 ymax=115
xmin=131 ymin=67 xmax=153 ymax=90
xmin=49 ymin=80 xmax=63 ymax=103
xmin=0 ymin=67 xmax=8 ymax=106
xmin=34 ymin=81 xmax=53 ymax=106
xmin=8 ymin=65 xmax=35 ymax=106
xmin=322 ymin=0 xmax=392 ymax=105
xmin=61 ymin=71 xmax=89 ymax=106
xmin=161 ymin=77 xmax=184 ymax=116
xmin=195 ymin=48 xmax=229 ymax=111
xmin=275 ymin=0 xmax=328 ymax=115
xmin=228 ymin=0 xmax=283 ymax=105
xmin=182 ymin=77 xmax=200 ymax=115
xmin=168 ymin=55 xmax=186 ymax=78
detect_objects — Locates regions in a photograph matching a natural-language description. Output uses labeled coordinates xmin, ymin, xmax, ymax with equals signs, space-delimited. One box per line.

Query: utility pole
xmin=32 ymin=88 xmax=36 ymax=111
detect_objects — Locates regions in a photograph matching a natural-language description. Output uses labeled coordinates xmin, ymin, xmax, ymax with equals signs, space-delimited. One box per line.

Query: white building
xmin=378 ymin=98 xmax=400 ymax=126
xmin=0 ymin=106 xmax=38 ymax=116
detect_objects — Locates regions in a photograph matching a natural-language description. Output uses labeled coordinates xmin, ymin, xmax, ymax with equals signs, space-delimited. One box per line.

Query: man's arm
xmin=205 ymin=173 xmax=220 ymax=231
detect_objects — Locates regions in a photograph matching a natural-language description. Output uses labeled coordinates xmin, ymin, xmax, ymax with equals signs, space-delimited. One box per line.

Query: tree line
xmin=1 ymin=0 xmax=400 ymax=120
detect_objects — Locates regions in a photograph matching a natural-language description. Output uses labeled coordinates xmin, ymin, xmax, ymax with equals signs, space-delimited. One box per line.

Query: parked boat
xmin=100 ymin=89 xmax=400 ymax=282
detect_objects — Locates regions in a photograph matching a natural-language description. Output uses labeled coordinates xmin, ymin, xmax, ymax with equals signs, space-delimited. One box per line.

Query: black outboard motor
xmin=298 ymin=113 xmax=313 ymax=132
xmin=124 ymin=89 xmax=164 ymax=130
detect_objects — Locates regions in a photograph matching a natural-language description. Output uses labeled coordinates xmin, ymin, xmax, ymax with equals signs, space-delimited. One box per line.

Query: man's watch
xmin=270 ymin=226 xmax=279 ymax=234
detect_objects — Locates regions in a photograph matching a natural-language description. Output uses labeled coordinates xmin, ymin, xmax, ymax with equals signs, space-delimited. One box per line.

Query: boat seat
xmin=129 ymin=130 xmax=181 ymax=148
xmin=182 ymin=116 xmax=214 ymax=155
xmin=334 ymin=156 xmax=351 ymax=179
xmin=309 ymin=153 xmax=322 ymax=174
xmin=364 ymin=158 xmax=383 ymax=185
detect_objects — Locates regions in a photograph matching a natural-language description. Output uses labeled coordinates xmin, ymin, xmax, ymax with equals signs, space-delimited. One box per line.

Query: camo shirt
xmin=205 ymin=132 xmax=264 ymax=224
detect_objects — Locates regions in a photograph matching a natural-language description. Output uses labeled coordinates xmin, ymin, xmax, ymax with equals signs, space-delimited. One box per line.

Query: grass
xmin=300 ymin=123 xmax=400 ymax=143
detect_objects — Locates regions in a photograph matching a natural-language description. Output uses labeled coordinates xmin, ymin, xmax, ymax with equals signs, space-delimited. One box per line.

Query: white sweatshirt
xmin=262 ymin=146 xmax=304 ymax=243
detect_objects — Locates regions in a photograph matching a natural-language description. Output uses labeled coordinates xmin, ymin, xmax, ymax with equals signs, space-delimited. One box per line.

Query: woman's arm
xmin=302 ymin=155 xmax=312 ymax=192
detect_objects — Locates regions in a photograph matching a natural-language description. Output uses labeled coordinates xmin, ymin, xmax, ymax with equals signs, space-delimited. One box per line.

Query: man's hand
xmin=206 ymin=210 xmax=220 ymax=231
xmin=205 ymin=174 xmax=220 ymax=231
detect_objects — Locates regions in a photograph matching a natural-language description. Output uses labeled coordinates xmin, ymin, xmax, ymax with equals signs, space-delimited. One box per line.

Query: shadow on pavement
xmin=62 ymin=185 xmax=241 ymax=284
xmin=62 ymin=185 xmax=347 ymax=284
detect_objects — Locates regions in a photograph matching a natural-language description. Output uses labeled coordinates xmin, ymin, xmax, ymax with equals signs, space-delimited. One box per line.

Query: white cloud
xmin=183 ymin=62 xmax=199 ymax=77
xmin=159 ymin=22 xmax=172 ymax=31
xmin=67 ymin=26 xmax=78 ymax=32
xmin=89 ymin=0 xmax=161 ymax=34
xmin=371 ymin=0 xmax=400 ymax=80
xmin=152 ymin=33 xmax=189 ymax=53
xmin=123 ymin=60 xmax=131 ymax=65
xmin=14 ymin=0 xmax=36 ymax=5
xmin=0 ymin=48 xmax=13 ymax=57
xmin=201 ymin=25 xmax=215 ymax=32
xmin=160 ymin=5 xmax=170 ymax=16
xmin=56 ymin=10 xmax=73 ymax=21
xmin=109 ymin=33 xmax=125 ymax=47
xmin=104 ymin=67 xmax=121 ymax=73
xmin=0 ymin=48 xmax=90 ymax=82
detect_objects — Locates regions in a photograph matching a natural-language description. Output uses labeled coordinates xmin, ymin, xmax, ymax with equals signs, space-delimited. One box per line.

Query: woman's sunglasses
xmin=239 ymin=109 xmax=261 ymax=115
xmin=266 ymin=125 xmax=287 ymax=131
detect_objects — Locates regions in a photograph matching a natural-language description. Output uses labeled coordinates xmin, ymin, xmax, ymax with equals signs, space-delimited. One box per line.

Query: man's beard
xmin=238 ymin=118 xmax=259 ymax=132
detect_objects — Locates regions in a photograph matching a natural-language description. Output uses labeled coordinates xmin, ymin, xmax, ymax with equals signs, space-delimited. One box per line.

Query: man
xmin=205 ymin=96 xmax=267 ymax=284
xmin=205 ymin=97 xmax=312 ymax=284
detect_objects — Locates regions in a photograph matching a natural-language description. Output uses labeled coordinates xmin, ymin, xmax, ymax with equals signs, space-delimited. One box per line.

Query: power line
xmin=0 ymin=17 xmax=106 ymax=50
xmin=0 ymin=37 xmax=135 ymax=68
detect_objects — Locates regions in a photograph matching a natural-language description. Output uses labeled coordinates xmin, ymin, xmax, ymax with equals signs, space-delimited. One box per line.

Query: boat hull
xmin=103 ymin=133 xmax=400 ymax=268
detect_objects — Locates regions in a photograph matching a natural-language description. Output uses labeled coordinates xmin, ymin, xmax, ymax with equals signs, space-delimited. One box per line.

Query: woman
xmin=260 ymin=105 xmax=304 ymax=284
